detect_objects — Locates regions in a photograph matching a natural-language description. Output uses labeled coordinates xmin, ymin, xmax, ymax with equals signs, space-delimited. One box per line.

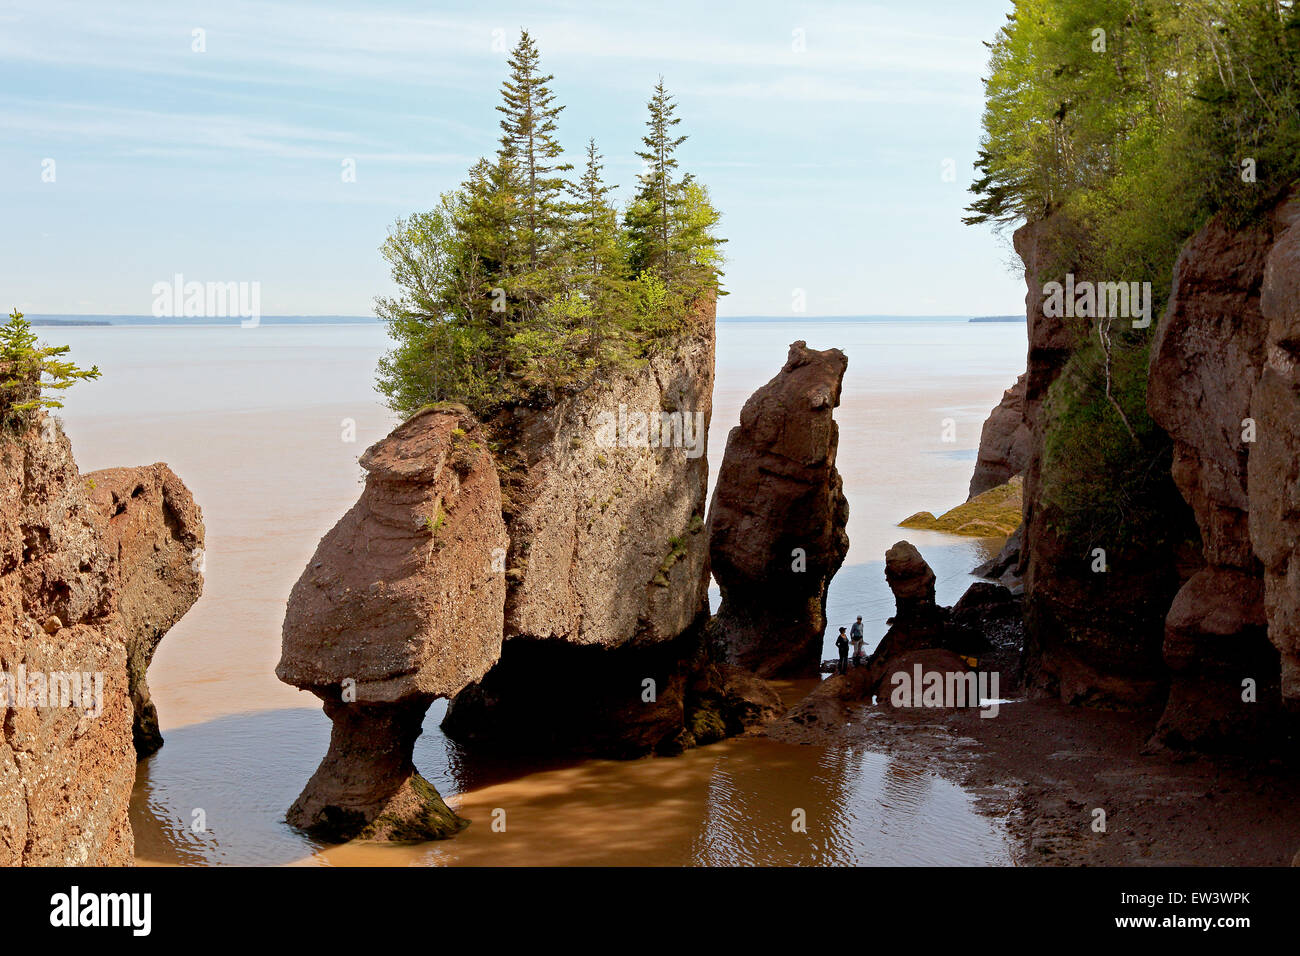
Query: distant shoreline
xmin=26 ymin=315 xmax=382 ymax=327
xmin=26 ymin=313 xmax=1027 ymax=327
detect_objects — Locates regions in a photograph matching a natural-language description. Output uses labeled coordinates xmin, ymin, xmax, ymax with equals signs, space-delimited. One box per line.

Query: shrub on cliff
xmin=1038 ymin=335 xmax=1195 ymax=558
xmin=0 ymin=310 xmax=100 ymax=428
xmin=376 ymin=31 xmax=725 ymax=421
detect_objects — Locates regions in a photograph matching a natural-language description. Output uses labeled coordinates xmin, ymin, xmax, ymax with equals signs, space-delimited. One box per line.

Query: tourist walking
xmin=850 ymin=616 xmax=865 ymax=666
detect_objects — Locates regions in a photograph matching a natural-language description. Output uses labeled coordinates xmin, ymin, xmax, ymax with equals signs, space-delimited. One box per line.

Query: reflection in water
xmin=686 ymin=744 xmax=1006 ymax=866
xmin=131 ymin=705 xmax=1011 ymax=867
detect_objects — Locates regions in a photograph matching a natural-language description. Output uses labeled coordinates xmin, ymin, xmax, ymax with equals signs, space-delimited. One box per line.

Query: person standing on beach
xmin=850 ymin=617 xmax=865 ymax=666
xmin=835 ymin=627 xmax=850 ymax=675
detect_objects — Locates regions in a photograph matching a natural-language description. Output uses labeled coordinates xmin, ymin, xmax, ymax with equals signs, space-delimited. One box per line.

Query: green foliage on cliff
xmin=1040 ymin=337 xmax=1175 ymax=550
xmin=376 ymin=31 xmax=725 ymax=421
xmin=968 ymin=0 xmax=1300 ymax=243
xmin=0 ymin=310 xmax=101 ymax=427
xmin=968 ymin=1 xmax=1299 ymax=555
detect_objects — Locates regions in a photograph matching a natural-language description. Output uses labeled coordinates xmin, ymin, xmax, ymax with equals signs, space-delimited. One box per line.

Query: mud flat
xmin=768 ymin=692 xmax=1300 ymax=866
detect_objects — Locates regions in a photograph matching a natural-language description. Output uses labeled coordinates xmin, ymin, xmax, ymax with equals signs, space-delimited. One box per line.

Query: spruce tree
xmin=627 ymin=77 xmax=687 ymax=284
xmin=458 ymin=156 xmax=522 ymax=330
xmin=496 ymin=30 xmax=572 ymax=282
xmin=569 ymin=139 xmax=622 ymax=291
xmin=567 ymin=139 xmax=628 ymax=360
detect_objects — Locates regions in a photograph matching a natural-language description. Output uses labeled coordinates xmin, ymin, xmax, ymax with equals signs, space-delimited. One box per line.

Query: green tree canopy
xmin=375 ymin=36 xmax=725 ymax=421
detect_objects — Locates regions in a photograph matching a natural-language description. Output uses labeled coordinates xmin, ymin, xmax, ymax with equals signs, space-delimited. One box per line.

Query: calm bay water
xmin=49 ymin=318 xmax=1025 ymax=866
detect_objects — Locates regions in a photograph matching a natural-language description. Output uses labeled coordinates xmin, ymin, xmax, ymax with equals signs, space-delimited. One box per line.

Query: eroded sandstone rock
xmin=1147 ymin=198 xmax=1295 ymax=749
xmin=869 ymin=541 xmax=990 ymax=670
xmin=1014 ymin=217 xmax=1194 ymax=708
xmin=85 ymin=464 xmax=204 ymax=756
xmin=278 ymin=406 xmax=507 ymax=839
xmin=707 ymin=340 xmax=850 ymax=678
xmin=442 ymin=312 xmax=755 ymax=755
xmin=0 ymin=413 xmax=202 ymax=865
xmin=969 ymin=373 xmax=1031 ymax=500
xmin=885 ymin=540 xmax=937 ymax=613
xmin=1249 ymin=195 xmax=1300 ymax=709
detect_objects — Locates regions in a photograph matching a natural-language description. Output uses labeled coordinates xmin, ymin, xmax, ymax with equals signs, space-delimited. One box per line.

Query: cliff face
xmin=968 ymin=373 xmax=1031 ymax=500
xmin=0 ymin=414 xmax=203 ymax=864
xmin=1146 ymin=199 xmax=1293 ymax=749
xmin=278 ymin=406 xmax=506 ymax=839
xmin=1014 ymin=218 xmax=1193 ymax=708
xmin=707 ymin=341 xmax=850 ymax=678
xmin=1248 ymin=195 xmax=1300 ymax=711
xmin=494 ymin=314 xmax=715 ymax=651
xmin=443 ymin=305 xmax=758 ymax=755
xmin=1003 ymin=192 xmax=1300 ymax=754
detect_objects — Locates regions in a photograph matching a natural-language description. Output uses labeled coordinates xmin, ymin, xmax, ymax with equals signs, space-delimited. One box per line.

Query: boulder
xmin=972 ymin=523 xmax=1023 ymax=594
xmin=707 ymin=341 xmax=850 ymax=677
xmin=872 ymin=648 xmax=976 ymax=709
xmin=278 ymin=406 xmax=508 ymax=840
xmin=885 ymin=540 xmax=937 ymax=614
xmin=870 ymin=541 xmax=992 ymax=668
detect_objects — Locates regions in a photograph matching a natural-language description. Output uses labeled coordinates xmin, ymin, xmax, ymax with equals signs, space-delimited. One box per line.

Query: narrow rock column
xmin=707 ymin=341 xmax=850 ymax=678
xmin=287 ymin=696 xmax=464 ymax=841
xmin=85 ymin=464 xmax=205 ymax=757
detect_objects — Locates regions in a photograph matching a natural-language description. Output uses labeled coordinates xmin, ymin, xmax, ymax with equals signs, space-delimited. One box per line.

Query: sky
xmin=0 ymin=0 xmax=1026 ymax=317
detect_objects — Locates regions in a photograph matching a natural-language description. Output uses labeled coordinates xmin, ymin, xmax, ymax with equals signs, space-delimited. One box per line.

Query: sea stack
xmin=707 ymin=340 xmax=850 ymax=678
xmin=442 ymin=302 xmax=756 ymax=756
xmin=968 ymin=373 xmax=1031 ymax=500
xmin=277 ymin=406 xmax=508 ymax=840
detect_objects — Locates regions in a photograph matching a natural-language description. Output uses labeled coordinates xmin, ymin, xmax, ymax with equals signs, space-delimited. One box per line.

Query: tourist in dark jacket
xmin=835 ymin=627 xmax=850 ymax=674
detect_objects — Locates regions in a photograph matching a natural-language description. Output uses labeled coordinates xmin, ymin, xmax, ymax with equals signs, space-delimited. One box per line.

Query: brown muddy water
xmin=51 ymin=318 xmax=1026 ymax=866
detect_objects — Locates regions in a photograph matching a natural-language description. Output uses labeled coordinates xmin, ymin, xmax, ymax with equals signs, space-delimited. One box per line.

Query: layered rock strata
xmin=1148 ymin=199 xmax=1295 ymax=749
xmin=278 ymin=406 xmax=507 ymax=839
xmin=441 ymin=309 xmax=769 ymax=755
